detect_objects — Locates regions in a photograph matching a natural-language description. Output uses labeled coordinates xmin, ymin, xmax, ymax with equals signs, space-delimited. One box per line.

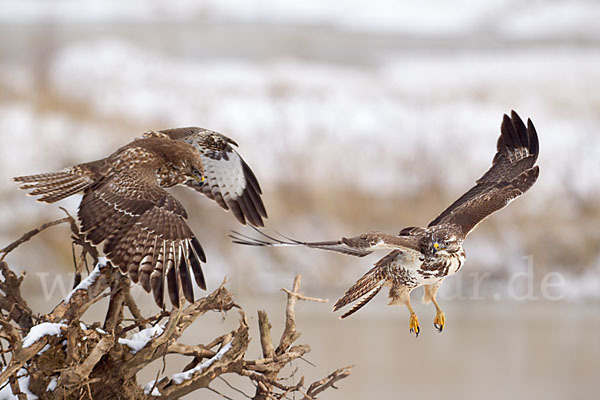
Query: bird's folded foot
xmin=433 ymin=310 xmax=445 ymax=333
xmin=409 ymin=313 xmax=420 ymax=337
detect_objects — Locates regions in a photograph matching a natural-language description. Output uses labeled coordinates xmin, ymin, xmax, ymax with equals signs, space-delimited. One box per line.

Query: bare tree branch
xmin=0 ymin=261 xmax=34 ymax=331
xmin=0 ymin=222 xmax=353 ymax=399
xmin=305 ymin=365 xmax=354 ymax=399
xmin=0 ymin=217 xmax=72 ymax=261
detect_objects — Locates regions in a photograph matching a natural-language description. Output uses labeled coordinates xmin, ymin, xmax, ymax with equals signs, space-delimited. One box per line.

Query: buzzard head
xmin=167 ymin=143 xmax=206 ymax=186
xmin=429 ymin=226 xmax=462 ymax=255
xmin=181 ymin=159 xmax=205 ymax=186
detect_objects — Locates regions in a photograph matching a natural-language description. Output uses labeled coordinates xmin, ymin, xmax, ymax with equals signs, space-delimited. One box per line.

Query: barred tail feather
xmin=13 ymin=170 xmax=92 ymax=203
xmin=339 ymin=282 xmax=384 ymax=319
xmin=333 ymin=266 xmax=386 ymax=319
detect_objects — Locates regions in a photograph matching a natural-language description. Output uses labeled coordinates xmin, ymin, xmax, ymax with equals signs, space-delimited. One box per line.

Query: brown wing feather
xmin=428 ymin=111 xmax=540 ymax=237
xmin=155 ymin=127 xmax=268 ymax=227
xmin=333 ymin=264 xmax=387 ymax=318
xmin=78 ymin=165 xmax=205 ymax=308
xmin=229 ymin=228 xmax=421 ymax=257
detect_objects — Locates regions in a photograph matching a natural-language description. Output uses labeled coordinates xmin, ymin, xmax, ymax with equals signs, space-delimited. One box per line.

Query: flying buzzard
xmin=231 ymin=111 xmax=539 ymax=336
xmin=14 ymin=128 xmax=267 ymax=307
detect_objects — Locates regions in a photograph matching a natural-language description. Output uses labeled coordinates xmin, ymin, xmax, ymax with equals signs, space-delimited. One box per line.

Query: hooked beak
xmin=193 ymin=169 xmax=205 ymax=186
xmin=433 ymin=242 xmax=440 ymax=253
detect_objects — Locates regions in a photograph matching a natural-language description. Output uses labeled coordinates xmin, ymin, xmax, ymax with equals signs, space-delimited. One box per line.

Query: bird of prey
xmin=14 ymin=128 xmax=267 ymax=307
xmin=231 ymin=111 xmax=539 ymax=336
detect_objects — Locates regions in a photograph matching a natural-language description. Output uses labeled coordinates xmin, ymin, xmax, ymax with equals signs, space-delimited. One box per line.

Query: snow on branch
xmin=0 ymin=218 xmax=353 ymax=399
xmin=22 ymin=323 xmax=67 ymax=348
xmin=118 ymin=324 xmax=165 ymax=354
xmin=63 ymin=258 xmax=107 ymax=303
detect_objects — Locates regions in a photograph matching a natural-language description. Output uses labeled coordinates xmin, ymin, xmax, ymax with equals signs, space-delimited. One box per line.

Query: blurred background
xmin=1 ymin=0 xmax=599 ymax=398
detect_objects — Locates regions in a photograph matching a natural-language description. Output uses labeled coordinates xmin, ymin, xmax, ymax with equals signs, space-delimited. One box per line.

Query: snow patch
xmin=46 ymin=376 xmax=58 ymax=392
xmin=0 ymin=368 xmax=38 ymax=399
xmin=143 ymin=380 xmax=161 ymax=396
xmin=171 ymin=341 xmax=233 ymax=384
xmin=37 ymin=344 xmax=51 ymax=355
xmin=64 ymin=259 xmax=107 ymax=303
xmin=118 ymin=324 xmax=165 ymax=354
xmin=22 ymin=322 xmax=67 ymax=348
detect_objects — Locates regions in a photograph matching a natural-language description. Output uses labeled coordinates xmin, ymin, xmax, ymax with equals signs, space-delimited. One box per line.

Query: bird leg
xmin=424 ymin=283 xmax=445 ymax=333
xmin=431 ymin=297 xmax=445 ymax=333
xmin=405 ymin=300 xmax=420 ymax=338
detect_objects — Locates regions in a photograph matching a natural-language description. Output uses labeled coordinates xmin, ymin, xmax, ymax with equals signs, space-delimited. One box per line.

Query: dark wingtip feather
xmin=510 ymin=110 xmax=522 ymax=124
xmin=510 ymin=110 xmax=528 ymax=144
xmin=527 ymin=118 xmax=539 ymax=159
xmin=237 ymin=193 xmax=263 ymax=228
xmin=189 ymin=237 xmax=206 ymax=290
xmin=227 ymin=200 xmax=247 ymax=226
xmin=179 ymin=255 xmax=195 ymax=303
xmin=502 ymin=112 xmax=520 ymax=148
xmin=167 ymin=265 xmax=180 ymax=308
xmin=245 ymin=184 xmax=268 ymax=220
xmin=152 ymin=275 xmax=164 ymax=308
xmin=191 ymin=259 xmax=206 ymax=291
xmin=191 ymin=236 xmax=206 ymax=263
xmin=242 ymin=159 xmax=263 ymax=195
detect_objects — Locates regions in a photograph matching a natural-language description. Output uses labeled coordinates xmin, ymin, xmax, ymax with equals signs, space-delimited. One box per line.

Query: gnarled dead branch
xmin=0 ymin=219 xmax=353 ymax=399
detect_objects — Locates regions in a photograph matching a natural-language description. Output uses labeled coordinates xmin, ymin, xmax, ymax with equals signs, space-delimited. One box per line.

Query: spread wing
xmin=428 ymin=110 xmax=540 ymax=237
xmin=78 ymin=153 xmax=206 ymax=308
xmin=229 ymin=227 xmax=421 ymax=257
xmin=149 ymin=127 xmax=267 ymax=227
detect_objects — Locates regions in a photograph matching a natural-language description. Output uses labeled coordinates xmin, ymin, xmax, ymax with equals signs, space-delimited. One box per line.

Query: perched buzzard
xmin=231 ymin=111 xmax=539 ymax=336
xmin=14 ymin=128 xmax=267 ymax=307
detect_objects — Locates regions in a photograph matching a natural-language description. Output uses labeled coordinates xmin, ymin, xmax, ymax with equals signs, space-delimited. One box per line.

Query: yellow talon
xmin=434 ymin=311 xmax=445 ymax=333
xmin=409 ymin=313 xmax=420 ymax=338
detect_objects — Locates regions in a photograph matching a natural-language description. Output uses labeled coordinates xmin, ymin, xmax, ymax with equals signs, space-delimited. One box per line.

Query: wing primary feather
xmin=246 ymin=185 xmax=268 ymax=220
xmin=188 ymin=239 xmax=206 ymax=290
xmin=510 ymin=110 xmax=528 ymax=145
xmin=237 ymin=192 xmax=262 ymax=227
xmin=241 ymin=158 xmax=263 ymax=195
xmin=229 ymin=227 xmax=305 ymax=247
xmin=150 ymin=242 xmax=166 ymax=308
xmin=527 ymin=118 xmax=539 ymax=159
xmin=179 ymin=244 xmax=195 ymax=303
xmin=427 ymin=111 xmax=540 ymax=236
xmin=166 ymin=258 xmax=179 ymax=308
xmin=226 ymin=199 xmax=246 ymax=225
xmin=229 ymin=231 xmax=277 ymax=246
xmin=230 ymin=227 xmax=383 ymax=257
xmin=190 ymin=236 xmax=206 ymax=263
xmin=501 ymin=113 xmax=520 ymax=150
